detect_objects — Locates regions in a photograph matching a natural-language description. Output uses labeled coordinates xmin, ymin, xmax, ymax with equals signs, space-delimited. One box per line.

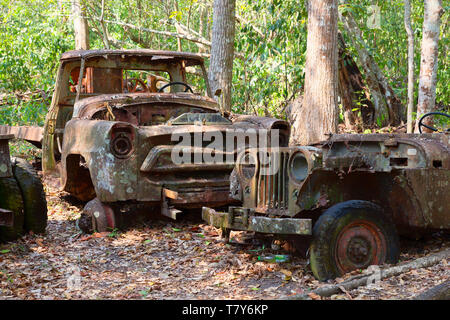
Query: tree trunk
xmin=72 ymin=0 xmax=90 ymax=50
xmin=173 ymin=0 xmax=183 ymax=51
xmin=413 ymin=281 xmax=450 ymax=300
xmin=100 ymin=0 xmax=110 ymax=49
xmin=404 ymin=0 xmax=415 ymax=133
xmin=283 ymin=248 xmax=450 ymax=300
xmin=337 ymin=33 xmax=375 ymax=128
xmin=208 ymin=0 xmax=236 ymax=112
xmin=339 ymin=6 xmax=403 ymax=127
xmin=291 ymin=0 xmax=339 ymax=145
xmin=415 ymin=0 xmax=443 ymax=133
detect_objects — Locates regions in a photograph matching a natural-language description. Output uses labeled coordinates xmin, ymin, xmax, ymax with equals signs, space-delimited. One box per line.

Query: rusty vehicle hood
xmin=73 ymin=92 xmax=220 ymax=119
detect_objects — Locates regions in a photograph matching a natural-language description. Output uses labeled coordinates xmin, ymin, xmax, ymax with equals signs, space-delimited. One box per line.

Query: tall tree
xmin=337 ymin=32 xmax=375 ymax=128
xmin=208 ymin=0 xmax=236 ymax=111
xmin=72 ymin=0 xmax=90 ymax=50
xmin=415 ymin=0 xmax=443 ymax=133
xmin=291 ymin=0 xmax=339 ymax=145
xmin=339 ymin=7 xmax=403 ymax=127
xmin=404 ymin=0 xmax=415 ymax=133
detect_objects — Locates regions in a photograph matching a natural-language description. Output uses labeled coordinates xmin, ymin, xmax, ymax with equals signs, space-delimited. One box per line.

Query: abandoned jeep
xmin=0 ymin=50 xmax=288 ymax=232
xmin=203 ymin=112 xmax=450 ymax=281
xmin=0 ymin=135 xmax=47 ymax=242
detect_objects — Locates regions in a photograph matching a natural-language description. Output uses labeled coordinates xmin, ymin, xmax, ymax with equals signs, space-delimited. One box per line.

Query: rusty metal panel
xmin=0 ymin=134 xmax=13 ymax=178
xmin=404 ymin=169 xmax=450 ymax=229
xmin=0 ymin=208 xmax=14 ymax=227
xmin=0 ymin=126 xmax=43 ymax=145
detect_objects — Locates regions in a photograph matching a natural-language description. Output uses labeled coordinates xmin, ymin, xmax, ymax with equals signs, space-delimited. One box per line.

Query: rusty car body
xmin=203 ymin=122 xmax=450 ymax=280
xmin=0 ymin=134 xmax=15 ymax=228
xmin=1 ymin=50 xmax=289 ymax=232
xmin=0 ymin=134 xmax=47 ymax=241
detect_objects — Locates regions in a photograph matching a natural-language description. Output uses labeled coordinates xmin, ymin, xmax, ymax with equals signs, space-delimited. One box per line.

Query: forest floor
xmin=0 ymin=174 xmax=448 ymax=300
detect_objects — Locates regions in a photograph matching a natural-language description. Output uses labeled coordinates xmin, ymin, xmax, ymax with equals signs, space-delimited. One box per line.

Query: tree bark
xmin=283 ymin=248 xmax=450 ymax=300
xmin=208 ymin=0 xmax=236 ymax=112
xmin=337 ymin=33 xmax=375 ymax=128
xmin=339 ymin=6 xmax=403 ymax=127
xmin=413 ymin=281 xmax=450 ymax=300
xmin=72 ymin=0 xmax=90 ymax=50
xmin=415 ymin=0 xmax=443 ymax=133
xmin=99 ymin=0 xmax=110 ymax=50
xmin=173 ymin=0 xmax=183 ymax=51
xmin=404 ymin=0 xmax=415 ymax=133
xmin=291 ymin=0 xmax=339 ymax=145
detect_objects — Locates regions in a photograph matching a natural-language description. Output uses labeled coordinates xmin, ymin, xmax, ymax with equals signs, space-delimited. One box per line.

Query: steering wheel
xmin=418 ymin=112 xmax=450 ymax=133
xmin=126 ymin=78 xmax=149 ymax=93
xmin=158 ymin=81 xmax=193 ymax=93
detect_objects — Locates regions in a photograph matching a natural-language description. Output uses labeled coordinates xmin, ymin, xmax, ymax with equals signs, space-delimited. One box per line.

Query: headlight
xmin=111 ymin=133 xmax=133 ymax=158
xmin=289 ymin=152 xmax=309 ymax=183
xmin=237 ymin=151 xmax=257 ymax=181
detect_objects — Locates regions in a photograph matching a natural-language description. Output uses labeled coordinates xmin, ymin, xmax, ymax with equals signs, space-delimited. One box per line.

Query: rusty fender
xmin=61 ymin=119 xmax=139 ymax=202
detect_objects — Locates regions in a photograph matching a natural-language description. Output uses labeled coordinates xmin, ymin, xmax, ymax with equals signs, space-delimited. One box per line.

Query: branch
xmin=282 ymin=248 xmax=450 ymax=300
xmin=95 ymin=17 xmax=213 ymax=47
xmin=99 ymin=0 xmax=110 ymax=49
xmin=235 ymin=14 xmax=264 ymax=38
xmin=413 ymin=281 xmax=450 ymax=300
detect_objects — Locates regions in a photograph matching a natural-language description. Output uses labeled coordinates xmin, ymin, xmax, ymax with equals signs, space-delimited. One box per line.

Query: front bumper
xmin=202 ymin=207 xmax=312 ymax=235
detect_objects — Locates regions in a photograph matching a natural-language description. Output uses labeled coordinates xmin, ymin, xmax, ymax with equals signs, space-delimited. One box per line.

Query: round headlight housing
xmin=289 ymin=152 xmax=309 ymax=183
xmin=237 ymin=151 xmax=257 ymax=181
xmin=111 ymin=133 xmax=133 ymax=158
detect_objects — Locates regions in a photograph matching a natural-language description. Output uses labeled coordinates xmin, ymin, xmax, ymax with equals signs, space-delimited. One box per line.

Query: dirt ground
xmin=0 ymin=181 xmax=448 ymax=300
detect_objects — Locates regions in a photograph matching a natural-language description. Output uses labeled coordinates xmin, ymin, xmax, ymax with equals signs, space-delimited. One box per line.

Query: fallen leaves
xmin=0 ymin=181 xmax=448 ymax=300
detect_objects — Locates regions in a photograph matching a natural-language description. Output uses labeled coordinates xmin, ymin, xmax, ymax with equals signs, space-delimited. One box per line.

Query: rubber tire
xmin=12 ymin=158 xmax=47 ymax=234
xmin=309 ymin=200 xmax=400 ymax=281
xmin=0 ymin=177 xmax=25 ymax=242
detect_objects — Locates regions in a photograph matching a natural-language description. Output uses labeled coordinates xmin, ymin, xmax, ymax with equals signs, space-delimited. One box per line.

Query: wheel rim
xmin=83 ymin=198 xmax=116 ymax=232
xmin=334 ymin=220 xmax=387 ymax=274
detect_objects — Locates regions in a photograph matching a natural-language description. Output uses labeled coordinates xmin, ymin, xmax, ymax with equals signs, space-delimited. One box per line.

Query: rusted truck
xmin=0 ymin=134 xmax=47 ymax=242
xmin=1 ymin=50 xmax=289 ymax=232
xmin=202 ymin=113 xmax=450 ymax=281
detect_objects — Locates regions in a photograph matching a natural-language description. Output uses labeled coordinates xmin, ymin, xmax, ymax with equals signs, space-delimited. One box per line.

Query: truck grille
xmin=256 ymin=150 xmax=289 ymax=213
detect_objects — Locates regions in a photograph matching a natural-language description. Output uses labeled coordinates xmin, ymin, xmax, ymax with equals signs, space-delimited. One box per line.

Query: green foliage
xmin=0 ymin=0 xmax=448 ymax=128
xmin=0 ymin=0 xmax=73 ymax=92
xmin=340 ymin=0 xmax=449 ymax=109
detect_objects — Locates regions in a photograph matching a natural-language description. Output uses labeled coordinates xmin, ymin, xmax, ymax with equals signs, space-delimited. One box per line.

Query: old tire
xmin=310 ymin=200 xmax=399 ymax=281
xmin=0 ymin=177 xmax=25 ymax=242
xmin=12 ymin=158 xmax=47 ymax=234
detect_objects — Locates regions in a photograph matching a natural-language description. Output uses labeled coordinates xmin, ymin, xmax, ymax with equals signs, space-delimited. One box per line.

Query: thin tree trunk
xmin=173 ymin=0 xmax=183 ymax=51
xmin=291 ymin=0 xmax=339 ymax=145
xmin=100 ymin=0 xmax=110 ymax=49
xmin=208 ymin=0 xmax=236 ymax=112
xmin=404 ymin=0 xmax=415 ymax=133
xmin=415 ymin=0 xmax=443 ymax=133
xmin=72 ymin=0 xmax=89 ymax=50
